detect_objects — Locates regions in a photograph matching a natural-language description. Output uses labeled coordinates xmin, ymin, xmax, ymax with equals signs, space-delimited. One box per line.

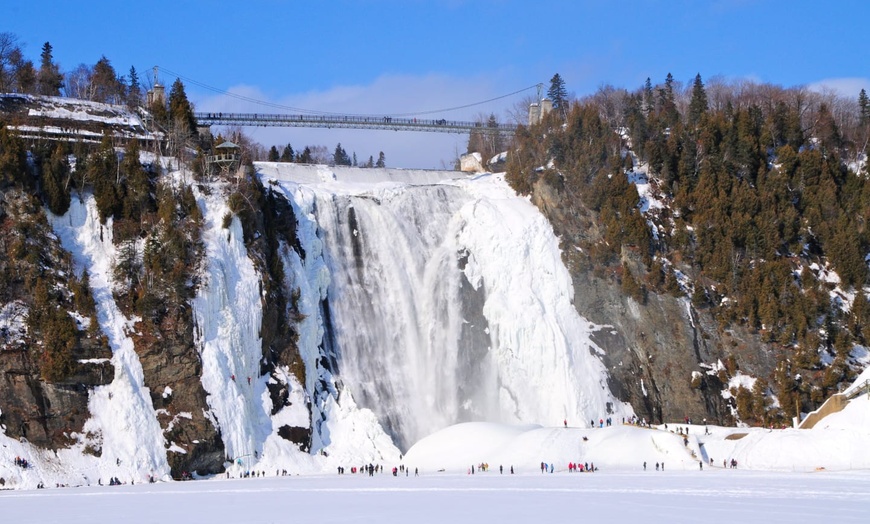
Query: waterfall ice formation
xmin=261 ymin=164 xmax=633 ymax=452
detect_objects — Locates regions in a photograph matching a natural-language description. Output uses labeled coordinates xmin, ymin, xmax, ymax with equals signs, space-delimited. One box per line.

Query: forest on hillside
xmin=508 ymin=73 xmax=870 ymax=423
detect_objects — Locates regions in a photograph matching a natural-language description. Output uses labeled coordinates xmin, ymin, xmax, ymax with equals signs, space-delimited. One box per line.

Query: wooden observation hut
xmin=207 ymin=141 xmax=240 ymax=179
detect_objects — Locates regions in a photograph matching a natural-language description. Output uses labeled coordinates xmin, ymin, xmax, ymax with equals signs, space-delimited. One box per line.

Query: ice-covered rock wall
xmin=49 ymin=194 xmax=170 ymax=482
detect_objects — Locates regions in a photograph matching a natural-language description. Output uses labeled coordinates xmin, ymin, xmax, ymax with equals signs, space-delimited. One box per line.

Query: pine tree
xmin=643 ymin=77 xmax=654 ymax=115
xmin=0 ymin=124 xmax=29 ymax=188
xmin=37 ymin=42 xmax=63 ymax=96
xmin=168 ymin=78 xmax=197 ymax=137
xmin=14 ymin=59 xmax=37 ymax=94
xmin=120 ymin=139 xmax=154 ymax=220
xmin=280 ymin=143 xmax=294 ymax=162
xmin=41 ymin=143 xmax=71 ymax=215
xmin=688 ymin=73 xmax=708 ymax=127
xmin=90 ymin=134 xmax=121 ymax=222
xmin=376 ymin=151 xmax=385 ymax=168
xmin=299 ymin=146 xmax=313 ymax=164
xmin=859 ymin=89 xmax=869 ymax=125
xmin=658 ymin=73 xmax=678 ymax=125
xmin=333 ymin=143 xmax=351 ymax=166
xmin=352 ymin=152 xmax=358 ymax=167
xmin=127 ymin=66 xmax=141 ymax=108
xmin=268 ymin=145 xmax=280 ymax=162
xmin=91 ymin=56 xmax=120 ymax=103
xmin=548 ymin=73 xmax=568 ymax=118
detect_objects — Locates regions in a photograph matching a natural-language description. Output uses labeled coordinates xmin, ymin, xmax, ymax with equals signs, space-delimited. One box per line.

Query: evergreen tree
xmin=91 ymin=56 xmax=120 ymax=103
xmin=643 ymin=77 xmax=654 ymax=115
xmin=333 ymin=143 xmax=351 ymax=166
xmin=90 ymin=134 xmax=122 ymax=222
xmin=688 ymin=73 xmax=708 ymax=127
xmin=548 ymin=73 xmax=568 ymax=118
xmin=40 ymin=143 xmax=71 ymax=215
xmin=120 ymin=139 xmax=154 ymax=220
xmin=352 ymin=152 xmax=358 ymax=167
xmin=376 ymin=151 xmax=386 ymax=168
xmin=168 ymin=78 xmax=197 ymax=137
xmin=280 ymin=143 xmax=294 ymax=162
xmin=268 ymin=145 xmax=280 ymax=162
xmin=366 ymin=155 xmax=374 ymax=168
xmin=14 ymin=58 xmax=37 ymax=94
xmin=858 ymin=89 xmax=869 ymax=125
xmin=299 ymin=146 xmax=313 ymax=164
xmin=127 ymin=66 xmax=141 ymax=108
xmin=0 ymin=124 xmax=29 ymax=188
xmin=37 ymin=41 xmax=63 ymax=96
xmin=658 ymin=73 xmax=679 ymax=125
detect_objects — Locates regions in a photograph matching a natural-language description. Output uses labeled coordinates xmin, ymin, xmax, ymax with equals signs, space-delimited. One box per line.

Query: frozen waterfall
xmin=261 ymin=164 xmax=632 ymax=451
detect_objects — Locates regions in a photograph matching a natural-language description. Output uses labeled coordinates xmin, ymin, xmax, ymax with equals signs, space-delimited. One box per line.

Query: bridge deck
xmin=195 ymin=112 xmax=517 ymax=135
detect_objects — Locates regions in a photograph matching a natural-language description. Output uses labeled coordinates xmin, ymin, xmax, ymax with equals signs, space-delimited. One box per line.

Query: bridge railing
xmin=194 ymin=112 xmax=517 ymax=135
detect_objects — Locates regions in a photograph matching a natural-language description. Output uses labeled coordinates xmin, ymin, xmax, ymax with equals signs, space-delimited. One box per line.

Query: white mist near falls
xmin=264 ymin=164 xmax=632 ymax=451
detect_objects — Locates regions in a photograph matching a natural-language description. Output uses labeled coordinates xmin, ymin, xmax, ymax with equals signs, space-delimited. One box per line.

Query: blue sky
xmin=6 ymin=0 xmax=869 ymax=168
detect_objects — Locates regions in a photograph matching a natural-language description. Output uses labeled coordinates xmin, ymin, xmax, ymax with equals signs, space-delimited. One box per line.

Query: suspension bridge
xmin=194 ymin=112 xmax=518 ymax=135
xmin=153 ymin=67 xmax=539 ymax=137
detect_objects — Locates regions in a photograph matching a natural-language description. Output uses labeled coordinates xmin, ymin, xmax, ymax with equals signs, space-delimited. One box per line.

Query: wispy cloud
xmin=807 ymin=77 xmax=870 ymax=98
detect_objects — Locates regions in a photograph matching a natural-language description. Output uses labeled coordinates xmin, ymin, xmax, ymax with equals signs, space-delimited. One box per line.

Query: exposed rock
xmin=529 ymin=178 xmax=779 ymax=424
xmin=131 ymin=312 xmax=225 ymax=477
xmin=0 ymin=342 xmax=111 ymax=447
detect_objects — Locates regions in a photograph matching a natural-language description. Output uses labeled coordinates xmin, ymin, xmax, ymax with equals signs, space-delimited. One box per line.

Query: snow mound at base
xmin=404 ymin=422 xmax=699 ymax=472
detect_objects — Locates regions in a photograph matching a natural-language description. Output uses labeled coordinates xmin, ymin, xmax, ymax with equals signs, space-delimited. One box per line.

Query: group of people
xmin=13 ymin=456 xmax=30 ymax=468
xmin=626 ymin=415 xmax=652 ymax=428
xmin=335 ymin=463 xmax=420 ymax=477
xmin=391 ymin=465 xmax=418 ymax=476
xmin=470 ymin=464 xmax=514 ymax=474
xmin=567 ymin=462 xmax=595 ymax=472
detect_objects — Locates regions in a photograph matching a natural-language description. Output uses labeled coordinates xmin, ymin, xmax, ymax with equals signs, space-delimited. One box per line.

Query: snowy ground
xmin=2 ymin=468 xmax=868 ymax=523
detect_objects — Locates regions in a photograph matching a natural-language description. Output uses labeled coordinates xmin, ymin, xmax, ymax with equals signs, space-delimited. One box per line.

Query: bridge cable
xmin=156 ymin=66 xmax=538 ymax=118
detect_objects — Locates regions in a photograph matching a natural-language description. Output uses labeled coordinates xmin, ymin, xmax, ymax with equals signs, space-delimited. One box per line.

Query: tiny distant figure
xmin=247 ymin=376 xmax=251 ymax=385
xmin=662 ymin=462 xmax=665 ymax=471
xmin=471 ymin=465 xmax=475 ymax=475
xmin=500 ymin=465 xmax=503 ymax=474
xmin=415 ymin=468 xmax=418 ymax=476
xmin=643 ymin=461 xmax=646 ymax=471
xmin=510 ymin=466 xmax=514 ymax=474
xmin=655 ymin=462 xmax=659 ymax=471
xmin=699 ymin=461 xmax=703 ymax=470
xmin=564 ymin=419 xmax=567 ymax=428
xmin=231 ymin=374 xmax=235 ymax=381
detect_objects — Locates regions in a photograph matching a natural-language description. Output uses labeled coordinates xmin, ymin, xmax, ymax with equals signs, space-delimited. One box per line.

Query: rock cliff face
xmin=529 ymin=180 xmax=781 ymax=425
xmin=130 ymin=315 xmax=225 ymax=476
xmin=0 ymin=190 xmax=113 ymax=448
xmin=0 ymin=341 xmax=111 ymax=447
